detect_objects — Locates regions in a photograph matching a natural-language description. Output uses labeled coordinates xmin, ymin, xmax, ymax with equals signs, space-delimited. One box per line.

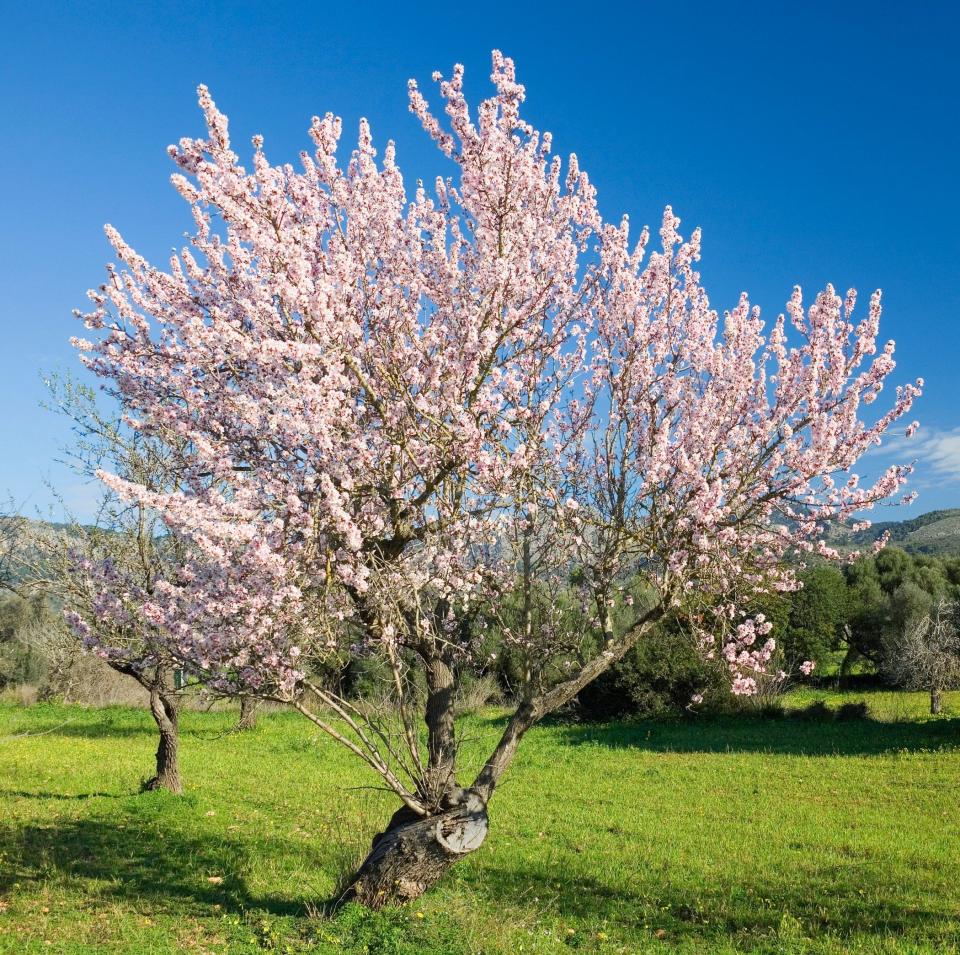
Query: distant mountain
xmin=5 ymin=510 xmax=960 ymax=595
xmin=830 ymin=508 xmax=960 ymax=556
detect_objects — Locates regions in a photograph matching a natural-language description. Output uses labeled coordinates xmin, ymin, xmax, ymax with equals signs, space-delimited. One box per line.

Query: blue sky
xmin=1 ymin=0 xmax=958 ymax=520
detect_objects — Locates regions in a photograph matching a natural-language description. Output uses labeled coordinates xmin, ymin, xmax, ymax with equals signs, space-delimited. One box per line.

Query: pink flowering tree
xmin=72 ymin=53 xmax=920 ymax=905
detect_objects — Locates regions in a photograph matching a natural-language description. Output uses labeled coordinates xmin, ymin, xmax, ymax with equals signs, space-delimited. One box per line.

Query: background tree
xmin=843 ymin=548 xmax=960 ymax=682
xmin=18 ymin=378 xmax=193 ymax=793
xmin=882 ymin=599 xmax=960 ymax=713
xmin=0 ymin=513 xmax=24 ymax=590
xmin=781 ymin=565 xmax=849 ymax=671
xmin=71 ymin=53 xmax=921 ymax=905
xmin=0 ymin=593 xmax=52 ymax=693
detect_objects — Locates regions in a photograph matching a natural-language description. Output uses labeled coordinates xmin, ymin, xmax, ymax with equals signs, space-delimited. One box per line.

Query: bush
xmin=577 ymin=616 xmax=724 ymax=720
xmin=0 ymin=594 xmax=50 ymax=689
xmin=454 ymin=672 xmax=501 ymax=715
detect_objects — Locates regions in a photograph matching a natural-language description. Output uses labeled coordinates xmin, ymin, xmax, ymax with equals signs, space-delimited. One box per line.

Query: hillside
xmin=831 ymin=508 xmax=960 ymax=556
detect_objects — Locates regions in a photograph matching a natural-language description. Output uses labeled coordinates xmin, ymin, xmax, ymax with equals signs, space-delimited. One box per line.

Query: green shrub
xmin=577 ymin=615 xmax=724 ymax=720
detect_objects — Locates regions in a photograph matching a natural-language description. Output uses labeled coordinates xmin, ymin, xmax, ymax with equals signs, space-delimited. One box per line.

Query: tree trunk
xmin=339 ymin=603 xmax=662 ymax=909
xmin=931 ymin=686 xmax=942 ymax=715
xmin=423 ymin=654 xmax=457 ymax=804
xmin=142 ymin=687 xmax=182 ymax=794
xmin=237 ymin=695 xmax=259 ymax=731
xmin=346 ymin=793 xmax=488 ymax=908
xmin=838 ymin=641 xmax=859 ymax=690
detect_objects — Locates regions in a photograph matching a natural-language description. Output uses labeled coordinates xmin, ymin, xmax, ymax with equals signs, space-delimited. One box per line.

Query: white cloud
xmin=879 ymin=426 xmax=960 ymax=486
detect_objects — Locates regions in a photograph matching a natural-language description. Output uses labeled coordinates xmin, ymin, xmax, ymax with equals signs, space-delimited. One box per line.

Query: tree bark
xmin=346 ymin=792 xmax=488 ymax=908
xmin=423 ymin=654 xmax=457 ymax=804
xmin=237 ymin=695 xmax=259 ymax=731
xmin=342 ymin=603 xmax=663 ymax=909
xmin=838 ymin=641 xmax=859 ymax=690
xmin=931 ymin=686 xmax=942 ymax=715
xmin=142 ymin=686 xmax=183 ymax=794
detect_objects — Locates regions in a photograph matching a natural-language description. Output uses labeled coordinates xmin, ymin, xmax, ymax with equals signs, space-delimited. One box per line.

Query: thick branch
xmin=472 ymin=602 xmax=664 ymax=801
xmin=424 ymin=653 xmax=458 ymax=803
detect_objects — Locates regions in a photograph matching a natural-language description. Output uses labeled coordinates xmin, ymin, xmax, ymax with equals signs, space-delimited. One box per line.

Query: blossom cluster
xmin=70 ymin=52 xmax=920 ymax=699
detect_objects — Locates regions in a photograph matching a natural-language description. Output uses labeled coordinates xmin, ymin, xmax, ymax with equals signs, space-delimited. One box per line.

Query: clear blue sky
xmin=1 ymin=0 xmax=958 ymax=521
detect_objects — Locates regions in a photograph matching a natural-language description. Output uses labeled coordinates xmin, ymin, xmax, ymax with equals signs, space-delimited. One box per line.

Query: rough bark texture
xmin=237 ymin=695 xmax=259 ymax=731
xmin=423 ymin=654 xmax=457 ymax=803
xmin=347 ymin=793 xmax=488 ymax=908
xmin=142 ymin=688 xmax=182 ymax=794
xmin=343 ymin=604 xmax=663 ymax=909
xmin=931 ymin=686 xmax=942 ymax=715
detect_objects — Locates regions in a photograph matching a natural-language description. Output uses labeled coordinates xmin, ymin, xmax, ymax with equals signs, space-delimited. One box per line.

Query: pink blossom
xmin=72 ymin=50 xmax=920 ymax=723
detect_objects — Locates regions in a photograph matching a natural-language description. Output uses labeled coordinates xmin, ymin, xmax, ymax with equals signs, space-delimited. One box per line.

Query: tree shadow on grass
xmin=468 ymin=710 xmax=960 ymax=757
xmin=3 ymin=715 xmax=241 ymax=741
xmin=0 ymin=811 xmax=323 ymax=919
xmin=0 ymin=788 xmax=120 ymax=800
xmin=553 ymin=713 xmax=960 ymax=757
xmin=3 ymin=808 xmax=956 ymax=949
xmin=465 ymin=861 xmax=957 ymax=947
xmin=1 ymin=716 xmax=155 ymax=740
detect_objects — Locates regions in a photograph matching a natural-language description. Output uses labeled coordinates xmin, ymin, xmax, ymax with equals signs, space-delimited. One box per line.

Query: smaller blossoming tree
xmin=23 ymin=378 xmax=195 ymax=793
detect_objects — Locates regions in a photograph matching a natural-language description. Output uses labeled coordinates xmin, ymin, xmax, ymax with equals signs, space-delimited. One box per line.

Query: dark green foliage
xmin=578 ymin=549 xmax=960 ymax=722
xmin=844 ymin=548 xmax=960 ymax=666
xmin=576 ymin=614 xmax=725 ymax=720
xmin=0 ymin=593 xmax=50 ymax=689
xmin=780 ymin=565 xmax=848 ymax=666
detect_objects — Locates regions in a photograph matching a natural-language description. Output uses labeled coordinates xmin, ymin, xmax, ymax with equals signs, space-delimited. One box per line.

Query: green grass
xmin=1 ymin=690 xmax=959 ymax=953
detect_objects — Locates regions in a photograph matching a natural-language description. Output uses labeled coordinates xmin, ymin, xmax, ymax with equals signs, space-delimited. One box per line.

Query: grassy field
xmin=1 ymin=690 xmax=959 ymax=954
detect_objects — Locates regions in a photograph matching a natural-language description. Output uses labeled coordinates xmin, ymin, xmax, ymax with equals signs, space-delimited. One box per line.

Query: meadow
xmin=1 ymin=690 xmax=958 ymax=954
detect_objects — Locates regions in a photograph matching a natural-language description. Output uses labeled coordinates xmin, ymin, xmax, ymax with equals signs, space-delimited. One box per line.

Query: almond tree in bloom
xmin=72 ymin=52 xmax=921 ymax=905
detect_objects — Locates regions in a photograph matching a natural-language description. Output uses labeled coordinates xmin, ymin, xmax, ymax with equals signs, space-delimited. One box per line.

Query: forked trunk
xmin=931 ymin=686 xmax=942 ymax=715
xmin=237 ymin=695 xmax=259 ymax=731
xmin=340 ymin=605 xmax=662 ymax=908
xmin=346 ymin=793 xmax=488 ymax=908
xmin=143 ymin=687 xmax=182 ymax=794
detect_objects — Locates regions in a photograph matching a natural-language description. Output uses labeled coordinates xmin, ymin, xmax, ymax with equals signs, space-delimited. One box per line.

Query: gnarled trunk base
xmin=347 ymin=794 xmax=488 ymax=908
xmin=141 ymin=725 xmax=182 ymax=794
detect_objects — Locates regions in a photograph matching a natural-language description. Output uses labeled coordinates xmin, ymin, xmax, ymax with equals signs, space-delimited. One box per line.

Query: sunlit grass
xmin=1 ymin=689 xmax=959 ymax=953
